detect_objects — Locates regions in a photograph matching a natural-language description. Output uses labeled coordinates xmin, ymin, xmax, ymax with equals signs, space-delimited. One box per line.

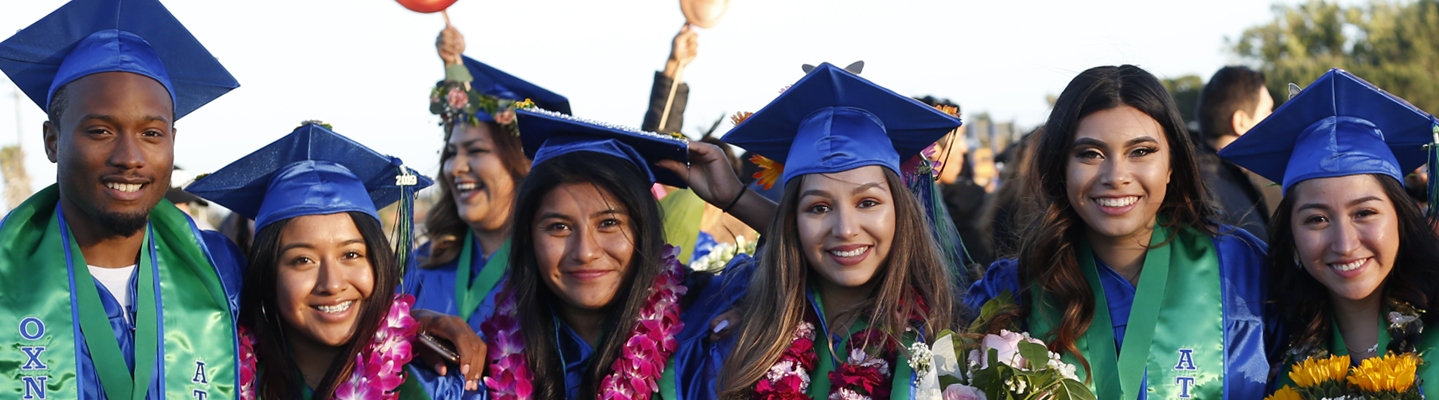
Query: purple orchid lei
xmin=482 ymin=244 xmax=689 ymax=400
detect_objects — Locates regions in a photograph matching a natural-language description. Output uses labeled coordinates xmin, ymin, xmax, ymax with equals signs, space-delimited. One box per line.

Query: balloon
xmin=680 ymin=0 xmax=730 ymax=29
xmin=396 ymin=0 xmax=457 ymax=13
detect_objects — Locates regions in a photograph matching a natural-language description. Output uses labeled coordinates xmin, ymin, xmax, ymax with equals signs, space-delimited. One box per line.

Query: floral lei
xmin=239 ymin=294 xmax=420 ymax=400
xmin=755 ymin=294 xmax=929 ymax=400
xmin=481 ymin=244 xmax=690 ymax=400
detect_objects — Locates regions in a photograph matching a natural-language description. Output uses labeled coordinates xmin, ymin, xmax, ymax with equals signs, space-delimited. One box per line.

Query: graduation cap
xmin=186 ymin=123 xmax=434 ymax=231
xmin=1219 ymin=68 xmax=1439 ymax=194
xmin=516 ymin=107 xmax=689 ymax=188
xmin=0 ymin=0 xmax=239 ymax=120
xmin=721 ymin=62 xmax=961 ymax=186
xmin=463 ymin=56 xmax=570 ymax=120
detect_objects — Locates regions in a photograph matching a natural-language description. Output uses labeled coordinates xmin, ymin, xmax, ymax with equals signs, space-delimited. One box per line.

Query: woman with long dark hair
xmin=478 ymin=108 xmax=737 ymax=399
xmin=965 ymin=65 xmax=1271 ymax=399
xmin=662 ymin=63 xmax=966 ymax=398
xmin=406 ymin=25 xmax=572 ymax=337
xmin=189 ymin=123 xmax=478 ymax=399
xmin=1219 ymin=69 xmax=1439 ymax=387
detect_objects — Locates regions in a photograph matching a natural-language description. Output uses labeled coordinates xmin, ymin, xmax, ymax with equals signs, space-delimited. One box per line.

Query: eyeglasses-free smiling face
xmin=1289 ymin=174 xmax=1400 ymax=302
xmin=532 ymin=182 xmax=636 ymax=312
xmin=275 ymin=213 xmax=376 ymax=348
xmin=1065 ymin=105 xmax=1172 ymax=242
xmin=444 ymin=123 xmax=518 ymax=233
xmin=47 ymin=71 xmax=176 ymax=238
xmin=796 ymin=165 xmax=897 ymax=291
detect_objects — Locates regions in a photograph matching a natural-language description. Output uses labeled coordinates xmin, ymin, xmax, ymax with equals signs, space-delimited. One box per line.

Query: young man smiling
xmin=0 ymin=1 xmax=246 ymax=399
xmin=0 ymin=2 xmax=490 ymax=397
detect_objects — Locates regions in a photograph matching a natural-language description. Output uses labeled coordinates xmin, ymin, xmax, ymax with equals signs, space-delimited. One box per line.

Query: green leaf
xmin=1047 ymin=378 xmax=1097 ymax=400
xmin=1017 ymin=341 xmax=1049 ymax=370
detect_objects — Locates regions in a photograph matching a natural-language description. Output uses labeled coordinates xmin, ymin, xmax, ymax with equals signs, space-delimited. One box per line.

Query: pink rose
xmin=494 ymin=109 xmax=516 ymax=125
xmin=446 ymin=87 xmax=468 ymax=110
xmin=944 ymin=384 xmax=988 ymax=400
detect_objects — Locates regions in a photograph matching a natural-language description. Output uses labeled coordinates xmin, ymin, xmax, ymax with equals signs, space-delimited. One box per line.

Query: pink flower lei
xmin=238 ymin=294 xmax=421 ymax=400
xmin=482 ymin=244 xmax=690 ymax=400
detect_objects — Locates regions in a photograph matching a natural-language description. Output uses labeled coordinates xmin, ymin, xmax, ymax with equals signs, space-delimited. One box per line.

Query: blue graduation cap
xmin=721 ymin=63 xmax=961 ymax=185
xmin=516 ymin=107 xmax=689 ymax=187
xmin=0 ymin=0 xmax=239 ymax=120
xmin=1219 ymin=68 xmax=1439 ymax=193
xmin=464 ymin=56 xmax=570 ymax=121
xmin=186 ymin=123 xmax=435 ymax=231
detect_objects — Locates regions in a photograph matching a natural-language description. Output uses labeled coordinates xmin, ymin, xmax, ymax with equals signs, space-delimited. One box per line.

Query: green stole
xmin=1029 ymin=222 xmax=1224 ymax=400
xmin=453 ymin=232 xmax=509 ymax=321
xmin=1276 ymin=307 xmax=1439 ymax=388
xmin=806 ymin=286 xmax=916 ymax=399
xmin=0 ymin=185 xmax=236 ymax=399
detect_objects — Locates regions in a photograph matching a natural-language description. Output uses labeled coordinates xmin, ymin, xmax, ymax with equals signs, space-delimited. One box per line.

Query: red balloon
xmin=396 ymin=0 xmax=457 ymax=13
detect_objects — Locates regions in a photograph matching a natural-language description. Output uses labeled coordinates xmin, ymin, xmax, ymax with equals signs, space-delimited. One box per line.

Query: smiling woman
xmin=480 ymin=108 xmax=724 ymax=400
xmin=710 ymin=63 xmax=966 ymax=399
xmin=1219 ymin=69 xmax=1439 ymax=392
xmin=184 ymin=123 xmax=487 ymax=399
xmin=965 ymin=65 xmax=1272 ymax=400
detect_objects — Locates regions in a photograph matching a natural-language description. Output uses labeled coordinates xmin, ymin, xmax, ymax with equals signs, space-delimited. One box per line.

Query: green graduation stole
xmin=453 ymin=232 xmax=509 ymax=321
xmin=807 ymin=287 xmax=916 ymax=399
xmin=0 ymin=185 xmax=237 ymax=400
xmin=1030 ymin=222 xmax=1224 ymax=400
xmin=1276 ymin=307 xmax=1439 ymax=388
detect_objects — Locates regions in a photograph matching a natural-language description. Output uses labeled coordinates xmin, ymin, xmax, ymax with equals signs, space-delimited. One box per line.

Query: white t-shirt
xmin=88 ymin=264 xmax=137 ymax=323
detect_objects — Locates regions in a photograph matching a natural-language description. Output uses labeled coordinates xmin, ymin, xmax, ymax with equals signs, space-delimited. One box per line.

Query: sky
xmin=0 ymin=0 xmax=1304 ymax=209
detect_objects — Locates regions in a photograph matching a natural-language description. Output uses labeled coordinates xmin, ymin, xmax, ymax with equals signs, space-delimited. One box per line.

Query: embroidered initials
xmin=18 ymin=317 xmax=44 ymax=340
xmin=20 ymin=346 xmax=47 ymax=370
xmin=1174 ymin=348 xmax=1197 ymax=370
xmin=1175 ymin=376 xmax=1196 ymax=398
xmin=192 ymin=389 xmax=208 ymax=400
xmin=22 ymin=376 xmax=47 ymax=399
xmin=192 ymin=361 xmax=208 ymax=384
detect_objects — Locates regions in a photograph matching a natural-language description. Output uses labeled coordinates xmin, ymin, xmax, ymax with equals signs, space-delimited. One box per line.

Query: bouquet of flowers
xmin=909 ymin=291 xmax=1095 ymax=400
xmin=1266 ymin=352 xmax=1422 ymax=400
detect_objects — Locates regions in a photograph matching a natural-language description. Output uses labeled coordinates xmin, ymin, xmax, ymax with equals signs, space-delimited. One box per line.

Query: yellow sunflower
xmin=1264 ymin=385 xmax=1303 ymax=400
xmin=1347 ymin=352 xmax=1419 ymax=393
xmin=749 ymin=154 xmax=783 ymax=190
xmin=1290 ymin=355 xmax=1351 ymax=387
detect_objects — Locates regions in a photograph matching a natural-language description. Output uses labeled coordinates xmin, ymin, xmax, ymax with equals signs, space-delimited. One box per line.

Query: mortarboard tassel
xmin=902 ymin=155 xmax=972 ymax=289
xmin=393 ymin=162 xmax=420 ymax=292
xmin=1428 ymin=121 xmax=1439 ymax=220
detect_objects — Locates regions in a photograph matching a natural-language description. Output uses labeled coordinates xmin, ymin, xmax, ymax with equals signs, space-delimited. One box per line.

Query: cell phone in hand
xmin=417 ymin=332 xmax=461 ymax=367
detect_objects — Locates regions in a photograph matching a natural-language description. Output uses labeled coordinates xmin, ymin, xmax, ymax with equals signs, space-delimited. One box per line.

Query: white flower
xmin=908 ymin=341 xmax=934 ymax=376
xmin=1047 ymin=358 xmax=1079 ymax=381
xmin=828 ymin=388 xmax=867 ymax=400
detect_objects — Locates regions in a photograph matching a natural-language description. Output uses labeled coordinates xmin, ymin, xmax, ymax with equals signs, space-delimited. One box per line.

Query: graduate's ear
xmin=43 ymin=120 xmax=59 ymax=163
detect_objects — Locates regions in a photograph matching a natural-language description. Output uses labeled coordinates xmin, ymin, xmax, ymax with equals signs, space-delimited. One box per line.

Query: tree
xmin=1231 ymin=0 xmax=1439 ymax=112
xmin=1162 ymin=74 xmax=1206 ymax=130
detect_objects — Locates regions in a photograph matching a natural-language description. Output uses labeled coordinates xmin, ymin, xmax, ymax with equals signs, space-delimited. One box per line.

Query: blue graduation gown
xmin=403 ymin=239 xmax=505 ymax=333
xmin=965 ymin=225 xmax=1274 ymax=400
xmin=75 ymin=224 xmax=246 ymax=400
xmin=405 ymin=364 xmax=480 ymax=400
xmin=669 ymin=254 xmax=755 ymax=400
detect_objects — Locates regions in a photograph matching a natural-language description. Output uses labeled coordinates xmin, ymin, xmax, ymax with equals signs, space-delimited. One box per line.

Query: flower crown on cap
xmin=429 ymin=79 xmax=534 ymax=136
